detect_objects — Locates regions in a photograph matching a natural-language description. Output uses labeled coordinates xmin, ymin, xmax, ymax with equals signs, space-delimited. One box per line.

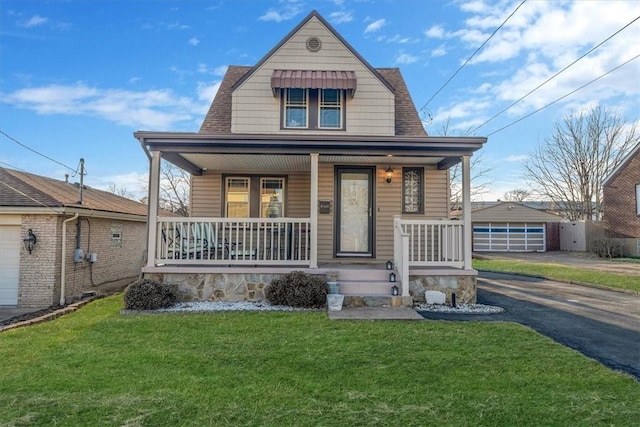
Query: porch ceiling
xmin=181 ymin=154 xmax=443 ymax=172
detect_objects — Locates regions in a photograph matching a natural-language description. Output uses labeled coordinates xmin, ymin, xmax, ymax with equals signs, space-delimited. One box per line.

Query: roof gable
xmin=0 ymin=167 xmax=148 ymax=216
xmin=231 ymin=10 xmax=393 ymax=95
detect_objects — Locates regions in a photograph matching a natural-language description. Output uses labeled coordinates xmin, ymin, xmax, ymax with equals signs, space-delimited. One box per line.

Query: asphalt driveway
xmin=418 ymin=271 xmax=640 ymax=381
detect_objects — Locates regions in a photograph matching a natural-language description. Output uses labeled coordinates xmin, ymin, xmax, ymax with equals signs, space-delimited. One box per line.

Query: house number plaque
xmin=319 ymin=200 xmax=331 ymax=214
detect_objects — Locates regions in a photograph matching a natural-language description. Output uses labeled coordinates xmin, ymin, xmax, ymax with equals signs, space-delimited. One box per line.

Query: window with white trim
xmin=261 ymin=178 xmax=285 ymax=218
xmin=282 ymin=88 xmax=344 ymax=130
xmin=319 ymin=89 xmax=342 ymax=128
xmin=284 ymin=88 xmax=308 ymax=128
xmin=224 ymin=176 xmax=286 ymax=218
xmin=225 ymin=177 xmax=250 ymax=218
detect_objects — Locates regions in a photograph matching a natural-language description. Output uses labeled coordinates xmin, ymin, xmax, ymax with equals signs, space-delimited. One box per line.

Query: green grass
xmin=473 ymin=259 xmax=640 ymax=293
xmin=1 ymin=296 xmax=639 ymax=426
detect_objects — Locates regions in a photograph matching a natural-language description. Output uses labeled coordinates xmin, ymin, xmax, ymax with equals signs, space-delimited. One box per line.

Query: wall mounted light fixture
xmin=23 ymin=229 xmax=37 ymax=254
xmin=385 ymin=165 xmax=394 ymax=183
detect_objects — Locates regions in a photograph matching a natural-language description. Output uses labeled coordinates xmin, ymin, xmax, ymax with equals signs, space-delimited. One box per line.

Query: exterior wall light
xmin=23 ymin=229 xmax=37 ymax=254
xmin=386 ymin=260 xmax=393 ymax=270
xmin=385 ymin=165 xmax=394 ymax=183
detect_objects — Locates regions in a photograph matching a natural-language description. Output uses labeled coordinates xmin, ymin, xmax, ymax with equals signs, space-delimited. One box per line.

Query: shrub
xmin=591 ymin=237 xmax=624 ymax=259
xmin=124 ymin=279 xmax=178 ymax=310
xmin=265 ymin=271 xmax=326 ymax=308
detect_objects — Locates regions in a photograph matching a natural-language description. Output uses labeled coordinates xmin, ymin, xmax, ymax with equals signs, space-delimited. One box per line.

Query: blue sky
xmin=1 ymin=0 xmax=639 ymax=201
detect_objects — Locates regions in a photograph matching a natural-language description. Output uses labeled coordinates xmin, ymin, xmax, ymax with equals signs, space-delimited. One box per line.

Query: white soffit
xmin=182 ymin=154 xmax=442 ymax=171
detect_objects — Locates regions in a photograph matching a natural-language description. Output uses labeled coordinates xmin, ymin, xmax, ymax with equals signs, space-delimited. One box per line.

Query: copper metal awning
xmin=271 ymin=70 xmax=357 ymax=96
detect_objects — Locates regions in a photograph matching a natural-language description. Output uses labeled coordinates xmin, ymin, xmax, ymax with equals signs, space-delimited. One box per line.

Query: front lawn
xmin=1 ymin=295 xmax=638 ymax=426
xmin=473 ymin=259 xmax=640 ymax=293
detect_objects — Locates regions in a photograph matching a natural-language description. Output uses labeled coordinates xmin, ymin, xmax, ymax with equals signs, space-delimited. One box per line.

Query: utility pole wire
xmin=0 ymin=180 xmax=63 ymax=214
xmin=419 ymin=0 xmax=527 ymax=112
xmin=0 ymin=129 xmax=77 ymax=173
xmin=486 ymin=53 xmax=640 ymax=137
xmin=472 ymin=15 xmax=640 ymax=134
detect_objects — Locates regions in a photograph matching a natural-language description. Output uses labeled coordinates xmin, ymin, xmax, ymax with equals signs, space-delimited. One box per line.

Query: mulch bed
xmin=0 ymin=296 xmax=104 ymax=332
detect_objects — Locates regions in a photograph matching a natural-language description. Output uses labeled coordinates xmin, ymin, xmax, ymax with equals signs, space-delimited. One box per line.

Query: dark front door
xmin=335 ymin=167 xmax=374 ymax=257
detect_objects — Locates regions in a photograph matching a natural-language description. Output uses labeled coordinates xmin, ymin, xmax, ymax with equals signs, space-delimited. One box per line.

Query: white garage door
xmin=473 ymin=222 xmax=546 ymax=252
xmin=0 ymin=225 xmax=21 ymax=305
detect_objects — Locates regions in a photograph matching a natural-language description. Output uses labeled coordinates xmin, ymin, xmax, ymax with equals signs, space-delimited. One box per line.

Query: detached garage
xmin=470 ymin=202 xmax=562 ymax=252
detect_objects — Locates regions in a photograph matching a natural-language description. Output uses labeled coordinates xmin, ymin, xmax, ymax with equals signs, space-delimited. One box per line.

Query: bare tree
xmin=106 ymin=184 xmax=136 ymax=200
xmin=503 ymin=188 xmax=531 ymax=202
xmin=523 ymin=105 xmax=638 ymax=220
xmin=436 ymin=118 xmax=494 ymax=209
xmin=159 ymin=161 xmax=190 ymax=216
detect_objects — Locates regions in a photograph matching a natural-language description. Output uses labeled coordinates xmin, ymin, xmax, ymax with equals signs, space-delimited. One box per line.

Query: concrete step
xmin=343 ymin=295 xmax=412 ymax=308
xmin=337 ymin=268 xmax=395 ymax=282
xmin=338 ymin=280 xmax=399 ymax=296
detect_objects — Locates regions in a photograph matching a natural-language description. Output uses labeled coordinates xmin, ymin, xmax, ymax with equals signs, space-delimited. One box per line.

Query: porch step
xmin=338 ymin=280 xmax=398 ymax=296
xmin=343 ymin=295 xmax=412 ymax=308
xmin=336 ymin=267 xmax=394 ymax=282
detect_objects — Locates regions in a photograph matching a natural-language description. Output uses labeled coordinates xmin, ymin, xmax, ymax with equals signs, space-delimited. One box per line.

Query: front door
xmin=335 ymin=167 xmax=374 ymax=257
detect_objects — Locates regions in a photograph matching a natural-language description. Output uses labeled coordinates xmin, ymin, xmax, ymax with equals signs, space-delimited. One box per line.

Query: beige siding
xmin=232 ymin=17 xmax=395 ymax=136
xmin=287 ymin=172 xmax=310 ymax=217
xmin=317 ymin=163 xmax=335 ymax=262
xmin=472 ymin=204 xmax=561 ymax=222
xmin=191 ymin=172 xmax=222 ymax=217
xmin=424 ymin=168 xmax=449 ymax=219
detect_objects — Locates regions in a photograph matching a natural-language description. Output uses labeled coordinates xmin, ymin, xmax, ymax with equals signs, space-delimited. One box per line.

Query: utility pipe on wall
xmin=60 ymin=213 xmax=80 ymax=305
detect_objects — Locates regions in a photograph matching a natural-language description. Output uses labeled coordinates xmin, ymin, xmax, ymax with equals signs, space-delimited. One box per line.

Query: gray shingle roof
xmin=0 ymin=167 xmax=148 ymax=217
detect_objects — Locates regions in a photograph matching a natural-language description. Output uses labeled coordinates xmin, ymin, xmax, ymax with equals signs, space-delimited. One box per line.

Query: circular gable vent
xmin=306 ymin=37 xmax=322 ymax=52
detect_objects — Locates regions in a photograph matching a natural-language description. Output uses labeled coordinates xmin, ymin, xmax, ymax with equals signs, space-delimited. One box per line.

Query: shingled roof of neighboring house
xmin=199 ymin=65 xmax=427 ymax=137
xmin=0 ymin=167 xmax=148 ymax=217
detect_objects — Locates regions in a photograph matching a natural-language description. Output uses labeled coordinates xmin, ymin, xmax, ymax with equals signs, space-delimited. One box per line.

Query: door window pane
xmin=340 ymin=172 xmax=370 ymax=252
xmin=226 ymin=177 xmax=249 ymax=218
xmin=261 ymin=178 xmax=285 ymax=218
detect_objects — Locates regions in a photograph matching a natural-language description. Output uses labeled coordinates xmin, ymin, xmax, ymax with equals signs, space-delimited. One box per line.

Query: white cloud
xmin=330 ymin=11 xmax=353 ymax=24
xmin=2 ymin=82 xmax=213 ymax=130
xmin=505 ymin=154 xmax=528 ymax=162
xmin=424 ymin=25 xmax=445 ymax=39
xmin=93 ymin=171 xmax=148 ymax=199
xmin=21 ymin=15 xmax=48 ymax=28
xmin=188 ymin=37 xmax=200 ymax=46
xmin=213 ymin=66 xmax=228 ymax=76
xmin=395 ymin=53 xmax=418 ymax=65
xmin=196 ymin=81 xmax=221 ymax=104
xmin=387 ymin=34 xmax=419 ymax=44
xmin=258 ymin=3 xmax=303 ymax=23
xmin=364 ymin=19 xmax=386 ymax=34
xmin=431 ymin=45 xmax=447 ymax=57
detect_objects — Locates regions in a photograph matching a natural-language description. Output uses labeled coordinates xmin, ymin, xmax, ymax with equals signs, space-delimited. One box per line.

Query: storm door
xmin=335 ymin=167 xmax=374 ymax=257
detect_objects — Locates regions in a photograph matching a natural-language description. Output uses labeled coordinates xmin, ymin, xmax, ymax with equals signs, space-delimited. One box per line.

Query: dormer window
xmin=272 ymin=69 xmax=356 ymax=131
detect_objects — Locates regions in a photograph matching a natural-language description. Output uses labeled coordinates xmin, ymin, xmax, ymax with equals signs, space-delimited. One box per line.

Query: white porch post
xmin=145 ymin=150 xmax=161 ymax=268
xmin=462 ymin=155 xmax=473 ymax=269
xmin=310 ymin=153 xmax=319 ymax=268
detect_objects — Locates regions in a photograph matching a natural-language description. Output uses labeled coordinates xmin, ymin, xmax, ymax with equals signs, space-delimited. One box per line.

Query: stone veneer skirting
xmin=143 ymin=271 xmax=477 ymax=305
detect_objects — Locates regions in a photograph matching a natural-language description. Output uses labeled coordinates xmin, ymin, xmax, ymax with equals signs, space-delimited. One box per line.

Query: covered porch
xmin=136 ymin=133 xmax=484 ymax=304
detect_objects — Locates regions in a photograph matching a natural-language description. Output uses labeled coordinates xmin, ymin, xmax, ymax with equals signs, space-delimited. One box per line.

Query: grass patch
xmin=1 ymin=295 xmax=639 ymax=426
xmin=473 ymin=259 xmax=640 ymax=293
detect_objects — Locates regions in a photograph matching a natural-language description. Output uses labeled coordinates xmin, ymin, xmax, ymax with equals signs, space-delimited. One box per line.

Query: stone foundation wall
xmin=408 ymin=275 xmax=477 ymax=304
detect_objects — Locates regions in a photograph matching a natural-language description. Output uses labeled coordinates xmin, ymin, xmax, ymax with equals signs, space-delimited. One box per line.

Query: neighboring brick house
xmin=603 ymin=142 xmax=640 ymax=256
xmin=134 ymin=10 xmax=488 ymax=306
xmin=0 ymin=167 xmax=148 ymax=307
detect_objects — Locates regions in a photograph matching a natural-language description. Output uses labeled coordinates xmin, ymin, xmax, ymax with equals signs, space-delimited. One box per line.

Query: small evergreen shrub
xmin=265 ymin=271 xmax=327 ymax=308
xmin=124 ymin=279 xmax=178 ymax=310
xmin=591 ymin=237 xmax=624 ymax=259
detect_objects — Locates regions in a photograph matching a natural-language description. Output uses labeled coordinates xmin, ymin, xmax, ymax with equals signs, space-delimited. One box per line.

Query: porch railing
xmin=394 ymin=217 xmax=466 ymax=294
xmin=156 ymin=217 xmax=311 ymax=266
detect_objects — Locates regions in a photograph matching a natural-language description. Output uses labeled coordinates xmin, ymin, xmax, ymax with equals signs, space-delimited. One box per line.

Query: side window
xmin=261 ymin=178 xmax=285 ymax=218
xmin=319 ymin=89 xmax=342 ymax=128
xmin=402 ymin=167 xmax=424 ymax=214
xmin=284 ymin=88 xmax=308 ymax=128
xmin=225 ymin=177 xmax=250 ymax=218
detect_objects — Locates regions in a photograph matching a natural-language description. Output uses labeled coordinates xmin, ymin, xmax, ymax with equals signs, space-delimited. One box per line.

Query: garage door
xmin=473 ymin=222 xmax=546 ymax=252
xmin=0 ymin=225 xmax=20 ymax=305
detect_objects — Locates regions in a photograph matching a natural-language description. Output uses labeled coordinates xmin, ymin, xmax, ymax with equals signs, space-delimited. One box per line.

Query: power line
xmin=0 ymin=160 xmax=28 ymax=173
xmin=0 ymin=179 xmax=63 ymax=214
xmin=0 ymin=129 xmax=77 ymax=173
xmin=419 ymin=0 xmax=527 ymax=112
xmin=472 ymin=15 xmax=640 ymax=134
xmin=486 ymin=53 xmax=640 ymax=137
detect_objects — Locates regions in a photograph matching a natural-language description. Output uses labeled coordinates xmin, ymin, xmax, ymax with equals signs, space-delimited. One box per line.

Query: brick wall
xmin=603 ymin=152 xmax=640 ymax=239
xmin=17 ymin=214 xmax=146 ymax=308
xmin=18 ymin=215 xmax=61 ymax=308
xmin=62 ymin=217 xmax=146 ymax=302
xmin=545 ymin=222 xmax=560 ymax=251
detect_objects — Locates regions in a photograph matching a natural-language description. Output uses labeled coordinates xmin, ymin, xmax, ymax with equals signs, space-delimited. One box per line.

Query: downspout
xmin=60 ymin=213 xmax=80 ymax=305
